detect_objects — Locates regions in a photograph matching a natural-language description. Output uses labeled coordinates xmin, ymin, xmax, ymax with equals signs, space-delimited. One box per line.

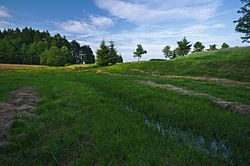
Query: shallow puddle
xmin=144 ymin=117 xmax=231 ymax=163
xmin=124 ymin=103 xmax=232 ymax=163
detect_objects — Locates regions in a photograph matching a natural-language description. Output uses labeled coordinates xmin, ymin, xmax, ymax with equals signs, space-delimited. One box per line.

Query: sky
xmin=0 ymin=0 xmax=248 ymax=61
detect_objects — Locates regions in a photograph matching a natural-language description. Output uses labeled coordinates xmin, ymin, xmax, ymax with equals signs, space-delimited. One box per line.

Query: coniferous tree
xmin=133 ymin=44 xmax=147 ymax=62
xmin=96 ymin=40 xmax=109 ymax=66
xmin=108 ymin=41 xmax=118 ymax=65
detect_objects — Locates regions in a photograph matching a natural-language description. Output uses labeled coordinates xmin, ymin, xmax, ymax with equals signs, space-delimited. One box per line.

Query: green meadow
xmin=0 ymin=46 xmax=250 ymax=165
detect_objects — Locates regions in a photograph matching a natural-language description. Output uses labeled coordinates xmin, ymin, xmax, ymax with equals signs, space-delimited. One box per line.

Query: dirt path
xmin=137 ymin=80 xmax=250 ymax=115
xmin=0 ymin=64 xmax=45 ymax=69
xmin=0 ymin=86 xmax=40 ymax=150
xmin=130 ymin=69 xmax=250 ymax=88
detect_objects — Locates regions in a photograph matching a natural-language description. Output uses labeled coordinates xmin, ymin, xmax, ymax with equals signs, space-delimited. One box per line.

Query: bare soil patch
xmin=137 ymin=80 xmax=250 ymax=115
xmin=0 ymin=86 xmax=40 ymax=150
xmin=131 ymin=69 xmax=250 ymax=87
xmin=0 ymin=64 xmax=45 ymax=69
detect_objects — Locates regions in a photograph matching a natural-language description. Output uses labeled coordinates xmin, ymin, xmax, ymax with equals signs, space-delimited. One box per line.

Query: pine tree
xmin=108 ymin=41 xmax=118 ymax=65
xmin=96 ymin=40 xmax=109 ymax=66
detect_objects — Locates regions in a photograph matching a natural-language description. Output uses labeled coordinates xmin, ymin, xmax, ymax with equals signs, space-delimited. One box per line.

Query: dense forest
xmin=0 ymin=27 xmax=96 ymax=66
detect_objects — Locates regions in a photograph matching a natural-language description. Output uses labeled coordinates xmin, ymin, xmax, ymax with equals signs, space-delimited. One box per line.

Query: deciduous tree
xmin=176 ymin=37 xmax=192 ymax=56
xmin=133 ymin=44 xmax=147 ymax=62
xmin=193 ymin=41 xmax=205 ymax=52
xmin=162 ymin=45 xmax=172 ymax=59
xmin=221 ymin=43 xmax=229 ymax=49
xmin=209 ymin=44 xmax=217 ymax=51
xmin=234 ymin=0 xmax=250 ymax=43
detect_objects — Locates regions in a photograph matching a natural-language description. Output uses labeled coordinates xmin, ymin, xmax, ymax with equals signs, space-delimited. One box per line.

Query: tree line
xmin=162 ymin=37 xmax=230 ymax=59
xmin=0 ymin=27 xmax=95 ymax=66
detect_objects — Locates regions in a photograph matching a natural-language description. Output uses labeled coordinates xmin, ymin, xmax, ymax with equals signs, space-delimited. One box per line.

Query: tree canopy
xmin=162 ymin=45 xmax=172 ymax=59
xmin=193 ymin=41 xmax=205 ymax=53
xmin=96 ymin=40 xmax=123 ymax=66
xmin=209 ymin=44 xmax=217 ymax=51
xmin=234 ymin=0 xmax=250 ymax=43
xmin=0 ymin=27 xmax=95 ymax=66
xmin=176 ymin=37 xmax=192 ymax=56
xmin=40 ymin=46 xmax=67 ymax=66
xmin=80 ymin=45 xmax=95 ymax=64
xmin=133 ymin=44 xmax=147 ymax=61
xmin=221 ymin=43 xmax=230 ymax=49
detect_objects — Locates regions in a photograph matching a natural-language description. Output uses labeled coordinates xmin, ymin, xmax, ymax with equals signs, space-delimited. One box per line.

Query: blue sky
xmin=0 ymin=0 xmax=248 ymax=61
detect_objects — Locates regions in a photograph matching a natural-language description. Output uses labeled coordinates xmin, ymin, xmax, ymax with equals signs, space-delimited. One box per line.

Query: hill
xmin=105 ymin=46 xmax=250 ymax=81
xmin=0 ymin=46 xmax=250 ymax=165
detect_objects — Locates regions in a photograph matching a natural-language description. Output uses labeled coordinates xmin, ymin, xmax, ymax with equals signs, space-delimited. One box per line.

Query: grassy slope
xmin=106 ymin=46 xmax=250 ymax=81
xmin=0 ymin=46 xmax=250 ymax=165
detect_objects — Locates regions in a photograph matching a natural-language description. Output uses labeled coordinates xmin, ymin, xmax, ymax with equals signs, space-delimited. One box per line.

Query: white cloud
xmin=63 ymin=22 xmax=232 ymax=62
xmin=90 ymin=15 xmax=114 ymax=28
xmin=55 ymin=15 xmax=114 ymax=36
xmin=0 ymin=6 xmax=10 ymax=18
xmin=95 ymin=0 xmax=221 ymax=25
xmin=181 ymin=24 xmax=225 ymax=35
xmin=56 ymin=20 xmax=96 ymax=34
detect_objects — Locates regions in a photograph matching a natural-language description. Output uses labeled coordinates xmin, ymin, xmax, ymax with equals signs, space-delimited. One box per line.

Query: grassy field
xmin=0 ymin=46 xmax=250 ymax=165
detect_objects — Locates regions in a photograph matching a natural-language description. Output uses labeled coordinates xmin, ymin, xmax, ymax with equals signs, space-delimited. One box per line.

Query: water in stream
xmin=125 ymin=104 xmax=232 ymax=163
xmin=144 ymin=116 xmax=231 ymax=163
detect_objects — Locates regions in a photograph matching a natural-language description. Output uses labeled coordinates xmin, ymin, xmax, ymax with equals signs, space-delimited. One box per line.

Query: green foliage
xmin=0 ymin=27 xmax=93 ymax=66
xmin=96 ymin=40 xmax=121 ymax=66
xmin=209 ymin=44 xmax=217 ymax=51
xmin=96 ymin=40 xmax=110 ymax=66
xmin=221 ymin=43 xmax=229 ymax=49
xmin=193 ymin=41 xmax=205 ymax=53
xmin=117 ymin=54 xmax=123 ymax=63
xmin=176 ymin=37 xmax=192 ymax=56
xmin=234 ymin=0 xmax=250 ymax=43
xmin=80 ymin=45 xmax=95 ymax=64
xmin=108 ymin=41 xmax=119 ymax=65
xmin=162 ymin=45 xmax=172 ymax=59
xmin=133 ymin=44 xmax=147 ymax=61
xmin=69 ymin=40 xmax=81 ymax=64
xmin=40 ymin=46 xmax=67 ymax=66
